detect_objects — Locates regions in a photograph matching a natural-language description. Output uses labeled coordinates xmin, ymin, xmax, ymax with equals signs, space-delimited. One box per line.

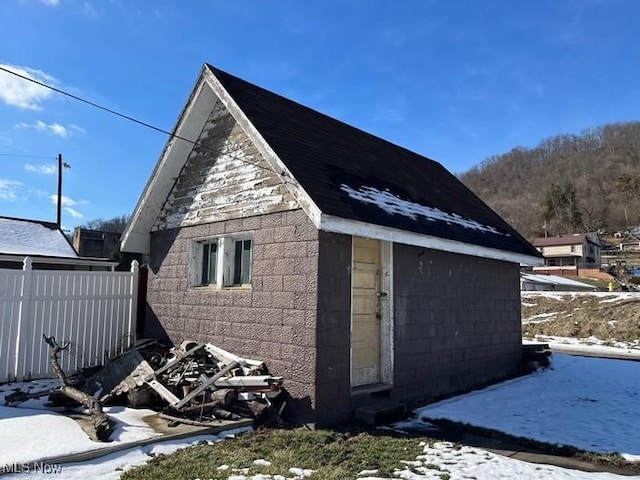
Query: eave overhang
xmin=319 ymin=214 xmax=544 ymax=266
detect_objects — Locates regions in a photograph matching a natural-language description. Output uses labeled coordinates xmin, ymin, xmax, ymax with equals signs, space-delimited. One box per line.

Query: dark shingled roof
xmin=533 ymin=234 xmax=599 ymax=247
xmin=208 ymin=65 xmax=541 ymax=259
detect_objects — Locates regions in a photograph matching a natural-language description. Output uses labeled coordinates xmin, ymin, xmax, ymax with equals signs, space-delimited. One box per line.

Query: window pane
xmin=202 ymin=245 xmax=208 ymax=284
xmin=202 ymin=242 xmax=217 ymax=285
xmin=241 ymin=239 xmax=252 ymax=283
xmin=233 ymin=239 xmax=252 ymax=285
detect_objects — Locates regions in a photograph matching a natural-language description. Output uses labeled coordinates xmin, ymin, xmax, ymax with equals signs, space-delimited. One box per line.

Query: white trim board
xmin=321 ymin=214 xmax=543 ymax=266
xmin=121 ymin=72 xmax=217 ymax=254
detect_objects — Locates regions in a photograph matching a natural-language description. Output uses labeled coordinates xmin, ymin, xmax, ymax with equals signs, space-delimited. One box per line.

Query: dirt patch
xmin=522 ymin=294 xmax=640 ymax=344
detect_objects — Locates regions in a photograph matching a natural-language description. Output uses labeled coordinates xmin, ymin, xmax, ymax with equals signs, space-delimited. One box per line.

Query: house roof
xmin=122 ymin=65 xmax=542 ymax=265
xmin=0 ymin=216 xmax=78 ymax=258
xmin=521 ymin=273 xmax=598 ymax=291
xmin=532 ymin=233 xmax=599 ymax=248
xmin=619 ymin=234 xmax=640 ymax=244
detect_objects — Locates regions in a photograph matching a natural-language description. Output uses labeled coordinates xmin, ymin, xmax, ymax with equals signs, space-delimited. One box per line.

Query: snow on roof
xmin=340 ymin=184 xmax=505 ymax=236
xmin=521 ymin=273 xmax=597 ymax=290
xmin=0 ymin=217 xmax=78 ymax=258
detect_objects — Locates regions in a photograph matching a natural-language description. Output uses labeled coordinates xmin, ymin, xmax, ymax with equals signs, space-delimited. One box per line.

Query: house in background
xmin=72 ymin=228 xmax=121 ymax=259
xmin=72 ymin=227 xmax=143 ymax=272
xmin=532 ymin=233 xmax=601 ymax=277
xmin=617 ymin=233 xmax=640 ymax=253
xmin=0 ymin=216 xmax=116 ymax=271
xmin=121 ymin=65 xmax=542 ymax=425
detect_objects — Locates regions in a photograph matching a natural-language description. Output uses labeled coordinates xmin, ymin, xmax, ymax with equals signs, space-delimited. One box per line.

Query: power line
xmin=0 ymin=65 xmax=290 ymax=180
xmin=0 ymin=152 xmax=56 ymax=160
xmin=0 ymin=65 xmax=179 ymax=139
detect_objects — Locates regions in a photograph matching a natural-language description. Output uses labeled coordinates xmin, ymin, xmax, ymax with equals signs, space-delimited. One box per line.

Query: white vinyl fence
xmin=0 ymin=258 xmax=139 ymax=382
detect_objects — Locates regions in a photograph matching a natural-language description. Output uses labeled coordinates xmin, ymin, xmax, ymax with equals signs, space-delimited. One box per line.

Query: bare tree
xmin=460 ymin=120 xmax=640 ymax=237
xmin=43 ymin=335 xmax=113 ymax=441
xmin=80 ymin=215 xmax=130 ymax=233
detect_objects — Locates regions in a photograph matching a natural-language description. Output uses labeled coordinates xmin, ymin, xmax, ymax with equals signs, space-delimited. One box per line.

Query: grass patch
xmin=122 ymin=428 xmax=427 ymax=480
xmin=521 ymin=294 xmax=640 ymax=342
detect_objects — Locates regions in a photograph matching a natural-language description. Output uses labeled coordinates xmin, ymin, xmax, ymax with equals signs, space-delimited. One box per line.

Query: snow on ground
xmin=522 ymin=312 xmax=558 ymax=324
xmin=522 ymin=291 xmax=640 ymax=302
xmin=0 ymin=379 xmax=160 ymax=465
xmin=527 ymin=336 xmax=640 ymax=357
xmin=380 ymin=441 xmax=633 ymax=480
xmin=2 ymin=353 xmax=640 ymax=478
xmin=411 ymin=354 xmax=640 ymax=462
xmin=0 ymin=430 xmax=251 ymax=480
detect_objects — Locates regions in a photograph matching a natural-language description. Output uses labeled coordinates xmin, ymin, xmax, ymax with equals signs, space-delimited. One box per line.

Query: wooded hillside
xmin=459 ymin=121 xmax=640 ymax=239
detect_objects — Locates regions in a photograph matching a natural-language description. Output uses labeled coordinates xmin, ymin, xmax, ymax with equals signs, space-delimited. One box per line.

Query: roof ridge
xmin=0 ymin=215 xmax=59 ymax=230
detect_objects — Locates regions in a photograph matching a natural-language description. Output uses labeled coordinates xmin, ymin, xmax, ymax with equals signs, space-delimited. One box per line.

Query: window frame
xmin=189 ymin=233 xmax=253 ymax=289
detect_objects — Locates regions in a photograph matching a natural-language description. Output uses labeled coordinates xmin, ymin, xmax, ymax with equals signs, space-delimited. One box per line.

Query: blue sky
xmin=1 ymin=0 xmax=639 ymax=231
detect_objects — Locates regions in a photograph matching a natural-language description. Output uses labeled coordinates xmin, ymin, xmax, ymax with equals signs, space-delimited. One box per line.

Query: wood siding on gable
xmin=153 ymin=99 xmax=299 ymax=231
xmin=540 ymin=244 xmax=583 ymax=257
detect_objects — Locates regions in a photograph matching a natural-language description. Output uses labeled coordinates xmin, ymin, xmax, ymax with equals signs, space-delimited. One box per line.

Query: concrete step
xmin=354 ymin=400 xmax=406 ymax=425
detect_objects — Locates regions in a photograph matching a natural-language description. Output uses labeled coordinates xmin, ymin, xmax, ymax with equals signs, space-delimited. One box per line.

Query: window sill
xmin=189 ymin=285 xmax=252 ymax=292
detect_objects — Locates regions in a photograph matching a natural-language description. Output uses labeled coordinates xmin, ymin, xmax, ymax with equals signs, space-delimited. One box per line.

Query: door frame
xmin=350 ymin=236 xmax=394 ymax=390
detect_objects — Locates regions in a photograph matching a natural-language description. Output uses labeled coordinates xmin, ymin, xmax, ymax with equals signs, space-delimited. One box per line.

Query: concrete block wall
xmin=392 ymin=245 xmax=522 ymax=403
xmin=146 ymin=209 xmax=320 ymax=420
xmin=146 ymin=220 xmax=523 ymax=425
xmin=314 ymin=231 xmax=353 ymax=425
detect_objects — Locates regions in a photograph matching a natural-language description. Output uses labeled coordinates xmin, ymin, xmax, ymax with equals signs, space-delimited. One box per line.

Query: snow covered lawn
xmin=413 ymin=353 xmax=640 ymax=462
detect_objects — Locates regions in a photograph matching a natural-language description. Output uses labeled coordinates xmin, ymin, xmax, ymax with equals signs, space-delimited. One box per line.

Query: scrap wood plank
xmin=146 ymin=378 xmax=181 ymax=405
xmin=84 ymin=348 xmax=155 ymax=401
xmin=174 ymin=361 xmax=239 ymax=409
xmin=203 ymin=343 xmax=264 ymax=368
xmin=214 ymin=375 xmax=284 ymax=388
xmin=159 ymin=413 xmax=253 ymax=429
xmin=147 ymin=343 xmax=205 ymax=379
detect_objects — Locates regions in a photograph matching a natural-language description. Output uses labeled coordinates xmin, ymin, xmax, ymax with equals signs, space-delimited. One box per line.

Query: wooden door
xmin=351 ymin=237 xmax=381 ymax=387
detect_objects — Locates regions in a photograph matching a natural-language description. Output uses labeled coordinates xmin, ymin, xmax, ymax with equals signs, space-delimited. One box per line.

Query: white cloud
xmin=51 ymin=194 xmax=78 ymax=207
xmin=0 ymin=179 xmax=24 ymax=202
xmin=41 ymin=0 xmax=60 ymax=5
xmin=65 ymin=207 xmax=83 ymax=218
xmin=25 ymin=163 xmax=57 ymax=175
xmin=50 ymin=194 xmax=85 ymax=218
xmin=15 ymin=120 xmax=83 ymax=138
xmin=0 ymin=64 xmax=57 ymax=110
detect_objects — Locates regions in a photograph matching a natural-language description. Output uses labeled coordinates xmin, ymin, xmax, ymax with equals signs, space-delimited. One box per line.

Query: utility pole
xmin=57 ymin=153 xmax=63 ymax=227
xmin=57 ymin=154 xmax=71 ymax=228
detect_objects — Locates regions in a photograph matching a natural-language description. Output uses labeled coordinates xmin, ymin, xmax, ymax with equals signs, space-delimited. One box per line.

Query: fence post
xmin=14 ymin=257 xmax=33 ymax=381
xmin=128 ymin=260 xmax=139 ymax=349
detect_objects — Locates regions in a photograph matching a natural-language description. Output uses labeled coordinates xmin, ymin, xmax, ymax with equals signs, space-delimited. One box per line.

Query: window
xmin=190 ymin=235 xmax=252 ymax=288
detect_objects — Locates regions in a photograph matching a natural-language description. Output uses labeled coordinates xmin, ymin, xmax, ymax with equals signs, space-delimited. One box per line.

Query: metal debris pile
xmin=83 ymin=340 xmax=285 ymax=426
